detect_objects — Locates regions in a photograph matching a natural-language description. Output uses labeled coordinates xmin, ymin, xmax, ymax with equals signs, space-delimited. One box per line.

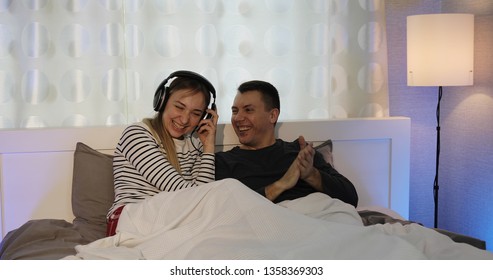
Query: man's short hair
xmin=237 ymin=80 xmax=280 ymax=112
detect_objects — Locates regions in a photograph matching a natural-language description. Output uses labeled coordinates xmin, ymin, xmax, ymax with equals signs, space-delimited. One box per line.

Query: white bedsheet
xmin=65 ymin=179 xmax=492 ymax=260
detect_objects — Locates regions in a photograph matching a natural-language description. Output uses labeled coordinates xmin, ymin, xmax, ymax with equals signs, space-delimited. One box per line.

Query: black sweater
xmin=215 ymin=139 xmax=358 ymax=207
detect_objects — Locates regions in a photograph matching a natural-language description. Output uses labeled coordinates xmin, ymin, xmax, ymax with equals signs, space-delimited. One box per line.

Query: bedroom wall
xmin=386 ymin=0 xmax=493 ymax=251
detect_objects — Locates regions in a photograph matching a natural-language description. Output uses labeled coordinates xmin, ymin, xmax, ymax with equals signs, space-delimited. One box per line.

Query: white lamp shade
xmin=407 ymin=14 xmax=474 ymax=86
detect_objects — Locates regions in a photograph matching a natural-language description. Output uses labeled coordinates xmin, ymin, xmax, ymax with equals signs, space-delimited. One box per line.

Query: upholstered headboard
xmin=0 ymin=117 xmax=411 ymax=240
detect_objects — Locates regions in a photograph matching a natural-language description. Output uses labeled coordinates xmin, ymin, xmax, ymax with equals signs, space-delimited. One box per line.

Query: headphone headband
xmin=153 ymin=70 xmax=216 ymax=113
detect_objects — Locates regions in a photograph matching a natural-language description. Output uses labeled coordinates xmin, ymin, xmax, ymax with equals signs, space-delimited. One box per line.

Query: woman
xmin=106 ymin=71 xmax=218 ymax=236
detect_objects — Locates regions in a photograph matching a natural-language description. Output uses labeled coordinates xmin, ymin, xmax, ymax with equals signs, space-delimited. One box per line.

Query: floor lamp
xmin=407 ymin=14 xmax=474 ymax=228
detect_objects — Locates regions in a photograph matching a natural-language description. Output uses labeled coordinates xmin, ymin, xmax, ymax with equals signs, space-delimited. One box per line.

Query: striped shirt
xmin=107 ymin=122 xmax=215 ymax=219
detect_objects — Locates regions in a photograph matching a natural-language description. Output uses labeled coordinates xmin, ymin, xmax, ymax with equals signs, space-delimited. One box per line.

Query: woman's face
xmin=162 ymin=89 xmax=206 ymax=139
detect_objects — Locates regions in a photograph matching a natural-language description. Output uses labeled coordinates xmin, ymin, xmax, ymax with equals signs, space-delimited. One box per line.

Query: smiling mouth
xmin=173 ymin=121 xmax=188 ymax=130
xmin=237 ymin=126 xmax=250 ymax=132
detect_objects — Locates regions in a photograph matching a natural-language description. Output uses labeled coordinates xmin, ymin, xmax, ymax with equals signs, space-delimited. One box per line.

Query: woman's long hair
xmin=143 ymin=77 xmax=211 ymax=173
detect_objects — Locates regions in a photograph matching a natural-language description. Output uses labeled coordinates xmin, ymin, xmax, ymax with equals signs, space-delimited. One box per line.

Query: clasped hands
xmin=280 ymin=135 xmax=319 ymax=188
xmin=266 ymin=136 xmax=322 ymax=201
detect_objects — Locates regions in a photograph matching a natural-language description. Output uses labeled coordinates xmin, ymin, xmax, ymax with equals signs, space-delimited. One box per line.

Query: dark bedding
xmin=0 ymin=219 xmax=105 ymax=260
xmin=358 ymin=210 xmax=486 ymax=250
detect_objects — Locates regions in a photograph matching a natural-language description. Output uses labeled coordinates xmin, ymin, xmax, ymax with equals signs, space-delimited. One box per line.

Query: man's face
xmin=231 ymin=90 xmax=278 ymax=150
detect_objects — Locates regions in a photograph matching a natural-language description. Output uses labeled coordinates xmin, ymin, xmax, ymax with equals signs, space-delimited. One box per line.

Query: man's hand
xmin=297 ymin=136 xmax=315 ymax=179
xmin=265 ymin=135 xmax=323 ymax=201
xmin=265 ymin=156 xmax=300 ymax=201
xmin=297 ymin=136 xmax=323 ymax=191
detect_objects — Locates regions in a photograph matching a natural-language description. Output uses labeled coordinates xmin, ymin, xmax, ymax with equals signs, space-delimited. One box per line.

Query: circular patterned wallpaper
xmin=0 ymin=0 xmax=388 ymax=129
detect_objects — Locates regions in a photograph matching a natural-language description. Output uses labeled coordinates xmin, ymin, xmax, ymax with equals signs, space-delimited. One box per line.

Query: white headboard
xmin=0 ymin=117 xmax=410 ymax=240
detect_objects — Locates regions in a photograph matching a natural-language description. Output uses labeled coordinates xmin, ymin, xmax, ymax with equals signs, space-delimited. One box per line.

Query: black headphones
xmin=153 ymin=70 xmax=216 ymax=119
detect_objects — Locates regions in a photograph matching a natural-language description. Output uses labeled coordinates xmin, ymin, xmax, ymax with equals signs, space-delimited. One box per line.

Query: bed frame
xmin=0 ymin=117 xmax=411 ymax=241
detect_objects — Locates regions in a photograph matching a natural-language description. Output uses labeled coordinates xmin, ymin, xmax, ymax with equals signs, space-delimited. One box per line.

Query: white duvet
xmin=65 ymin=179 xmax=492 ymax=260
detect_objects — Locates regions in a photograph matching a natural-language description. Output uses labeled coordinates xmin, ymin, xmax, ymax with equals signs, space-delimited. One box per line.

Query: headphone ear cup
xmin=203 ymin=102 xmax=216 ymax=120
xmin=153 ymin=86 xmax=166 ymax=112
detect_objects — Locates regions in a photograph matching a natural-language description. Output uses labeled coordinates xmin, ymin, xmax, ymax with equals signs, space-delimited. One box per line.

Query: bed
xmin=0 ymin=117 xmax=490 ymax=259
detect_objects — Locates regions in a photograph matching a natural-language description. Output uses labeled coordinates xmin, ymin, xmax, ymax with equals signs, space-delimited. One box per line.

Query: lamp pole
xmin=433 ymin=86 xmax=442 ymax=228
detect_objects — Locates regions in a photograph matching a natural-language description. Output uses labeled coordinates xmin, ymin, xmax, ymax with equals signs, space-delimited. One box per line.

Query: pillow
xmin=71 ymin=142 xmax=115 ymax=228
xmin=314 ymin=139 xmax=334 ymax=167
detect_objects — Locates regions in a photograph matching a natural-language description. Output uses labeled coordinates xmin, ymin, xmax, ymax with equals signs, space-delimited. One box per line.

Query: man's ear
xmin=269 ymin=108 xmax=280 ymax=124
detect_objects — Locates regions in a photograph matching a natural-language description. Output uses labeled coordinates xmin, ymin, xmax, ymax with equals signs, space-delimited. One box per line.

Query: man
xmin=215 ymin=80 xmax=358 ymax=207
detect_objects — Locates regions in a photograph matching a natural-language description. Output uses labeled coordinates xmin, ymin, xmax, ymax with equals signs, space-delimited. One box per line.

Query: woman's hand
xmin=197 ymin=107 xmax=218 ymax=153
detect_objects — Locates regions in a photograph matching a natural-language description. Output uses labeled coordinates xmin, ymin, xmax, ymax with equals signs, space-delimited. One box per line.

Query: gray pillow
xmin=71 ymin=142 xmax=114 ymax=227
xmin=314 ymin=139 xmax=334 ymax=167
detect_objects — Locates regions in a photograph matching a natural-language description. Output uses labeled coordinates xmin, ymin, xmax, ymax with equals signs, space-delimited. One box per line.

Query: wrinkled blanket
xmin=65 ymin=179 xmax=493 ymax=260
